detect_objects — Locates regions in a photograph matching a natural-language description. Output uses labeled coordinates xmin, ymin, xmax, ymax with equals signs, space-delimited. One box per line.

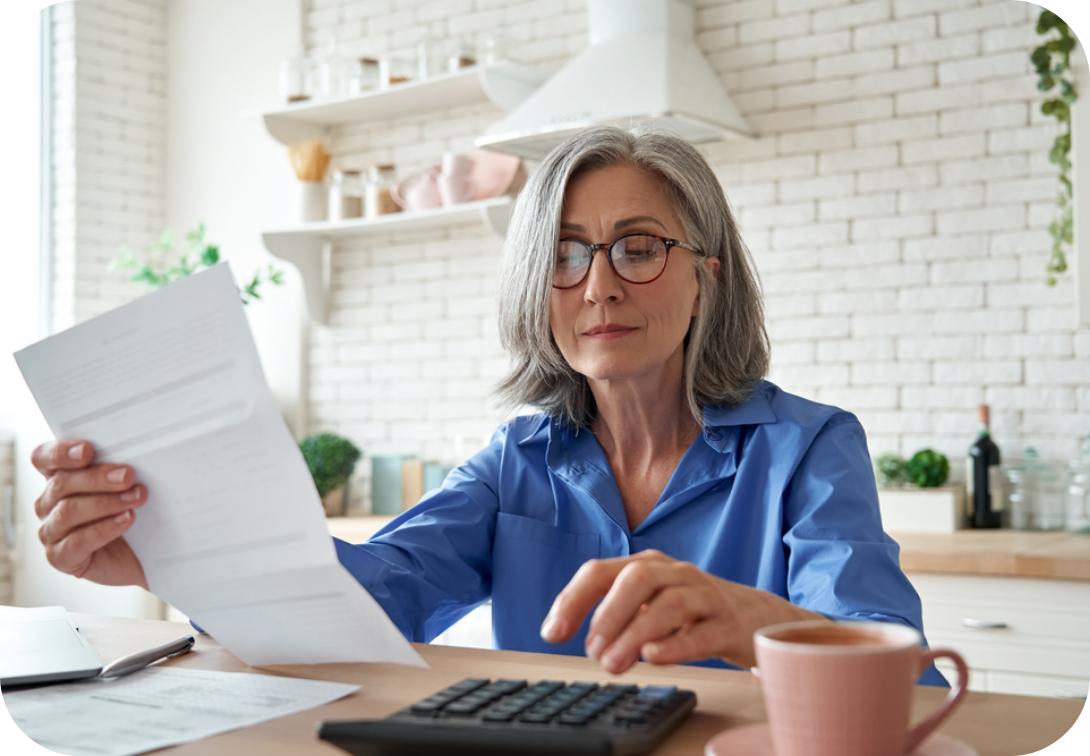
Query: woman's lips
xmin=584 ymin=324 xmax=637 ymax=340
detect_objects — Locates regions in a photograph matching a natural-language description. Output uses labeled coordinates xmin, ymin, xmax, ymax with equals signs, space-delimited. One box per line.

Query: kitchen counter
xmin=328 ymin=517 xmax=1090 ymax=582
xmin=892 ymin=530 xmax=1090 ymax=582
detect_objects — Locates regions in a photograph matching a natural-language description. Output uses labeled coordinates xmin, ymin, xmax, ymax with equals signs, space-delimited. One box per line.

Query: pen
xmin=99 ymin=635 xmax=196 ymax=679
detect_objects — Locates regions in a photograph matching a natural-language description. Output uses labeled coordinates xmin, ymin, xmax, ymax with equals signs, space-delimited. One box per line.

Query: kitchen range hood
xmin=475 ymin=0 xmax=753 ymax=159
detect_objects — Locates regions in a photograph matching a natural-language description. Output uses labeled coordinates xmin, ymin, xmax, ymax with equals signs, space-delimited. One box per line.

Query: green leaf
xmin=200 ymin=245 xmax=220 ymax=266
xmin=185 ymin=222 xmax=206 ymax=247
xmin=153 ymin=228 xmax=175 ymax=255
xmin=1037 ymin=10 xmax=1059 ymax=33
xmin=906 ymin=449 xmax=949 ymax=488
xmin=1032 ymin=46 xmax=1051 ymax=68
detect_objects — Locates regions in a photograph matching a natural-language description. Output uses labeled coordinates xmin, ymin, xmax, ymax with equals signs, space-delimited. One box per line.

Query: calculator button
xmin=637 ymin=685 xmax=677 ymax=701
xmin=518 ymin=711 xmax=555 ymax=723
xmin=409 ymin=702 xmax=442 ymax=715
xmin=558 ymin=713 xmax=591 ymax=726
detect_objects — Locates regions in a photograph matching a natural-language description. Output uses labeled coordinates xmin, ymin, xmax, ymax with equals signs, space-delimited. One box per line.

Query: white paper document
xmin=3 ymin=666 xmax=359 ymax=756
xmin=14 ymin=264 xmax=424 ymax=667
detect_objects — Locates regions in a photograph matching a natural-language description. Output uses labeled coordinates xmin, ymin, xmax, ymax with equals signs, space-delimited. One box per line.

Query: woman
xmin=31 ymin=127 xmax=945 ymax=685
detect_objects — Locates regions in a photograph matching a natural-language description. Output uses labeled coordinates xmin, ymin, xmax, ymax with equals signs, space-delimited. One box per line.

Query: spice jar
xmin=279 ymin=46 xmax=311 ymax=103
xmin=1005 ymin=448 xmax=1067 ymax=531
xmin=349 ymin=58 xmax=380 ymax=94
xmin=365 ymin=164 xmax=400 ymax=218
xmin=329 ymin=170 xmax=363 ymax=222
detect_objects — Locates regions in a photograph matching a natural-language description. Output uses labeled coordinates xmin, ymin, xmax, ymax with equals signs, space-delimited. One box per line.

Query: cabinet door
xmin=908 ymin=573 xmax=1090 ymax=694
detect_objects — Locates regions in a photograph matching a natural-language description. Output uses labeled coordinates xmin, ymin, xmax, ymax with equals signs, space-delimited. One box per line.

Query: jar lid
xmin=369 ymin=163 xmax=395 ymax=171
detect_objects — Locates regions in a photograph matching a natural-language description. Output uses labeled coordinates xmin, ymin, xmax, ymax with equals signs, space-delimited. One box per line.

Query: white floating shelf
xmin=262 ymin=196 xmax=514 ymax=324
xmin=263 ymin=62 xmax=548 ymax=145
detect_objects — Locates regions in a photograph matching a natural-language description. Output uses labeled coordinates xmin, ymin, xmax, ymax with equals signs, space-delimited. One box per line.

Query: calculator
xmin=318 ymin=677 xmax=698 ymax=755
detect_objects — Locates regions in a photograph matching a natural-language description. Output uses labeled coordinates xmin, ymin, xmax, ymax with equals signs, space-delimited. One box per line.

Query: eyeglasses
xmin=552 ymin=233 xmax=699 ymax=289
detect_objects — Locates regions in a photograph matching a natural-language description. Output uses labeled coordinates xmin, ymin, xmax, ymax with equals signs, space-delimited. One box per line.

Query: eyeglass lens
xmin=554 ymin=234 xmax=668 ymax=288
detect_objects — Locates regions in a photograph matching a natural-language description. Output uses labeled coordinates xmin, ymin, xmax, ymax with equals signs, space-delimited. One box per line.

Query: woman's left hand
xmin=539 ymin=550 xmax=826 ymax=674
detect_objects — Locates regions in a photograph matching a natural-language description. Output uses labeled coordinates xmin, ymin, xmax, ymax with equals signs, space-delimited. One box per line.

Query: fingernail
xmin=114 ymin=510 xmax=132 ymax=524
xmin=68 ymin=443 xmax=85 ymax=460
xmin=586 ymin=634 xmax=606 ymax=660
xmin=602 ymin=646 xmax=629 ymax=672
xmin=540 ymin=615 xmax=560 ymax=642
xmin=121 ymin=487 xmax=141 ymax=502
xmin=107 ymin=468 xmax=127 ymax=484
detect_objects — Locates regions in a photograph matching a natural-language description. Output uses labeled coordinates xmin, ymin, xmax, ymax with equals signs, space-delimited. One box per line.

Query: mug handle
xmin=903 ymin=648 xmax=970 ymax=755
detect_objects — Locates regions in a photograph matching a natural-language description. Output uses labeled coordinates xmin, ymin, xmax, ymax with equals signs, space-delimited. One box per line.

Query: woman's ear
xmin=692 ymin=256 xmax=720 ymax=316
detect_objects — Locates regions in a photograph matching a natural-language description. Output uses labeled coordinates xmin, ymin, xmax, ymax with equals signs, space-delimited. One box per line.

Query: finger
xmin=38 ymin=487 xmax=147 ymax=546
xmin=641 ymin=620 xmax=729 ymax=667
xmin=541 ymin=551 xmax=672 ymax=643
xmin=598 ymin=584 xmax=717 ymax=673
xmin=586 ymin=561 xmax=697 ymax=661
xmin=45 ymin=509 xmax=137 ymax=578
xmin=34 ymin=465 xmax=136 ymax=520
xmin=31 ymin=440 xmax=95 ymax=476
xmin=541 ymin=550 xmax=675 ymax=643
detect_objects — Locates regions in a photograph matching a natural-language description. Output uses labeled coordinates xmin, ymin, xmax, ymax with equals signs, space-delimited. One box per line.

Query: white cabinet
xmin=908 ymin=572 xmax=1090 ymax=699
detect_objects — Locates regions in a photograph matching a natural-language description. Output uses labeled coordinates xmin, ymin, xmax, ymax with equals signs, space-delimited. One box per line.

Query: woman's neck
xmin=588 ymin=349 xmax=701 ymax=467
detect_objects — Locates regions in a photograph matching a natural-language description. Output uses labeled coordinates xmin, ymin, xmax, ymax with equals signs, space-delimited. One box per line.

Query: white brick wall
xmin=301 ymin=0 xmax=1089 ymax=505
xmin=0 ymin=436 xmax=13 ymax=605
xmin=49 ymin=0 xmax=168 ymax=332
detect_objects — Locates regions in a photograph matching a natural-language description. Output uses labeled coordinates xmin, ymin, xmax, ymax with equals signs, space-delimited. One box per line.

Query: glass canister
xmin=348 ymin=57 xmax=380 ymax=94
xmin=416 ymin=21 xmax=446 ymax=80
xmin=1068 ymin=434 xmax=1090 ymax=533
xmin=1006 ymin=448 xmax=1067 ymax=531
xmin=317 ymin=34 xmax=350 ymax=100
xmin=328 ymin=170 xmax=363 ymax=222
xmin=365 ymin=164 xmax=400 ymax=218
xmin=279 ymin=46 xmax=311 ymax=103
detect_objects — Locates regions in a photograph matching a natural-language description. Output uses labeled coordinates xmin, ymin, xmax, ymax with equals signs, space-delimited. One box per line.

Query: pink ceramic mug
xmin=754 ymin=620 xmax=969 ymax=756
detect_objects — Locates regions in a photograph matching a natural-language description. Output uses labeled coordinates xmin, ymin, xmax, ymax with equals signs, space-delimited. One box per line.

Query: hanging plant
xmin=1031 ymin=10 xmax=1078 ymax=286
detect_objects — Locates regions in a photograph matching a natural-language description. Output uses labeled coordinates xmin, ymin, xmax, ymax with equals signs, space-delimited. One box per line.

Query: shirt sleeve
xmin=781 ymin=416 xmax=949 ymax=687
xmin=333 ymin=426 xmax=507 ymax=644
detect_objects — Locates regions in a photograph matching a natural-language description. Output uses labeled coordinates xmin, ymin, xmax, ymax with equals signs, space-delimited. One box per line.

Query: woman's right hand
xmin=32 ymin=439 xmax=149 ymax=590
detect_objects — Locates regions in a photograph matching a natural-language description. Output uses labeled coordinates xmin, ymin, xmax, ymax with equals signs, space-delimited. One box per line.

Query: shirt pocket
xmin=492 ymin=512 xmax=601 ymax=655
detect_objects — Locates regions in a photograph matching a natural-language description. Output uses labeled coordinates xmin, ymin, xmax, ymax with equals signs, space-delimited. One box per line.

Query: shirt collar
xmin=701 ymin=383 xmax=777 ymax=453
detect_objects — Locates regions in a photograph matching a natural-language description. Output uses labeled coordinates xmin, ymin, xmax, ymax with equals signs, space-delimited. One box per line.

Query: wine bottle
xmin=967 ymin=404 xmax=1002 ymax=528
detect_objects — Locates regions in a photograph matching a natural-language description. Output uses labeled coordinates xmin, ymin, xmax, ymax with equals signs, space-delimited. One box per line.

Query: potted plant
xmin=874 ymin=450 xmax=965 ymax=533
xmin=299 ymin=433 xmax=362 ymax=517
xmin=111 ymin=222 xmax=284 ymax=302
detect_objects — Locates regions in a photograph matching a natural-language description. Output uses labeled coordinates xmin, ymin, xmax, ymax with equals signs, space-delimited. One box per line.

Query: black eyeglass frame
xmin=551 ymin=233 xmax=701 ymax=290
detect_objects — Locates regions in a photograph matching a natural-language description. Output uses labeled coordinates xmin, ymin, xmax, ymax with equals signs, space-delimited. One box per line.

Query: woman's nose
xmin=583 ymin=250 xmax=623 ymax=304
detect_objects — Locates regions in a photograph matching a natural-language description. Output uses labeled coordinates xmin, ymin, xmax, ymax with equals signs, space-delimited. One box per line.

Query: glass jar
xmin=365 ymin=164 xmax=400 ymax=218
xmin=416 ymin=21 xmax=445 ymax=80
xmin=446 ymin=38 xmax=477 ymax=73
xmin=1068 ymin=435 xmax=1090 ymax=533
xmin=279 ymin=46 xmax=311 ymax=103
xmin=316 ymin=34 xmax=350 ymax=100
xmin=328 ymin=170 xmax=363 ymax=222
xmin=379 ymin=57 xmax=414 ymax=89
xmin=1005 ymin=448 xmax=1067 ymax=531
xmin=478 ymin=29 xmax=512 ymax=66
xmin=348 ymin=57 xmax=380 ymax=95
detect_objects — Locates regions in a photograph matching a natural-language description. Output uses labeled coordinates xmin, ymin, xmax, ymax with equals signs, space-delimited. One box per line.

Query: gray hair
xmin=495 ymin=127 xmax=770 ymax=429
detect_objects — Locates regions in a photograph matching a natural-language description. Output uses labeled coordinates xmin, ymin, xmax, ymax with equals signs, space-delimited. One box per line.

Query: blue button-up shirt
xmin=334 ymin=381 xmax=947 ymax=686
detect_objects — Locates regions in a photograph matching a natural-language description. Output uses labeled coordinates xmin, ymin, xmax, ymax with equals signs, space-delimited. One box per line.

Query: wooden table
xmin=4 ymin=613 xmax=1076 ymax=755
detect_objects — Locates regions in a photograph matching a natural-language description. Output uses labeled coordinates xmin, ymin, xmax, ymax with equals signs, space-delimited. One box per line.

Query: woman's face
xmin=549 ymin=164 xmax=714 ymax=390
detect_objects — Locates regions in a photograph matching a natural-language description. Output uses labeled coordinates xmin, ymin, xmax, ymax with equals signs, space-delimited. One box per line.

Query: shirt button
xmin=707 ymin=431 xmax=721 ymax=441
xmin=571 ymin=465 xmax=582 ymax=474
